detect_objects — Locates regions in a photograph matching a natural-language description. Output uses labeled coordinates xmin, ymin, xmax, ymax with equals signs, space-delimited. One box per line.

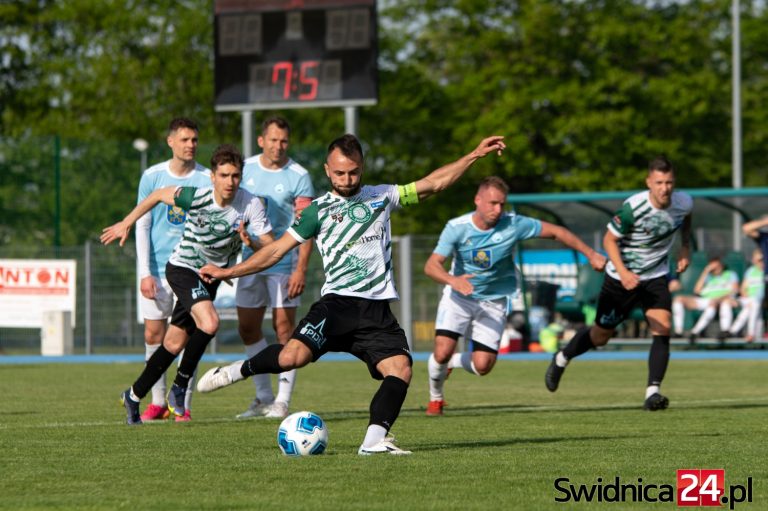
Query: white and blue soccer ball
xmin=277 ymin=411 xmax=328 ymax=456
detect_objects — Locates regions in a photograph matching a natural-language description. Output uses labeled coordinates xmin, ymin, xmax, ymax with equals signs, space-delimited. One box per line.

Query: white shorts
xmin=139 ymin=277 xmax=175 ymax=320
xmin=434 ymin=286 xmax=507 ymax=351
xmin=235 ymin=273 xmax=300 ymax=309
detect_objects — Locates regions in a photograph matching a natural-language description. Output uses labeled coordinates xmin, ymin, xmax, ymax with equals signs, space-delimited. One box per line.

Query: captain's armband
xmin=397 ymin=182 xmax=419 ymax=206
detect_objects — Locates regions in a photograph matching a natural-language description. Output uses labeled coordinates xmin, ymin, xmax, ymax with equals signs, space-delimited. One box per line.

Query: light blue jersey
xmin=137 ymin=161 xmax=211 ymax=278
xmin=434 ymin=211 xmax=542 ymax=301
xmin=241 ymin=155 xmax=314 ymax=275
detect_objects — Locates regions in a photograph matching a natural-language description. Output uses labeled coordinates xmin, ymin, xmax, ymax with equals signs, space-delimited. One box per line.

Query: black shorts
xmin=594 ymin=275 xmax=671 ymax=329
xmin=293 ymin=294 xmax=412 ymax=380
xmin=166 ymin=263 xmax=220 ymax=333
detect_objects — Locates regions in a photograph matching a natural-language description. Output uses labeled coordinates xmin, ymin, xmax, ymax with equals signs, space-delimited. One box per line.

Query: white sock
xmin=672 ymin=301 xmax=685 ymax=334
xmin=718 ymin=302 xmax=733 ymax=331
xmin=184 ymin=367 xmax=196 ymax=411
xmin=275 ymin=369 xmax=296 ymax=405
xmin=555 ymin=351 xmax=569 ymax=368
xmin=427 ymin=353 xmax=449 ymax=401
xmin=227 ymin=360 xmax=247 ymax=383
xmin=692 ymin=307 xmax=716 ymax=334
xmin=145 ymin=343 xmax=166 ymax=406
xmin=129 ymin=387 xmax=141 ymax=403
xmin=246 ymin=339 xmax=274 ymax=404
xmin=361 ymin=424 xmax=388 ymax=448
xmin=645 ymin=385 xmax=660 ymax=399
xmin=448 ymin=352 xmax=479 ymax=375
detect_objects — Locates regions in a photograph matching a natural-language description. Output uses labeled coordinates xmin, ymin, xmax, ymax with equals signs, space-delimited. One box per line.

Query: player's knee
xmin=590 ymin=327 xmax=612 ymax=346
xmin=197 ymin=316 xmax=219 ymax=335
xmin=238 ymin=324 xmax=262 ymax=344
xmin=278 ymin=342 xmax=312 ymax=369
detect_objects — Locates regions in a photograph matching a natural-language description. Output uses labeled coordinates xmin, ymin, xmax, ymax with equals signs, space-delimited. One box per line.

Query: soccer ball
xmin=277 ymin=411 xmax=328 ymax=456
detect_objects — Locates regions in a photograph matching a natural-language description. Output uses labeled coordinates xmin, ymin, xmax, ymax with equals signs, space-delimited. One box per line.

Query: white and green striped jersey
xmin=287 ymin=184 xmax=409 ymax=300
xmin=606 ymin=190 xmax=693 ymax=281
xmin=168 ymin=187 xmax=271 ymax=271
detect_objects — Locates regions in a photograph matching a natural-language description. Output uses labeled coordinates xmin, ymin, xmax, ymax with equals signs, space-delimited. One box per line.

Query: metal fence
xmin=0 ymin=236 xmax=449 ymax=354
xmin=0 ymin=226 xmax=748 ymax=355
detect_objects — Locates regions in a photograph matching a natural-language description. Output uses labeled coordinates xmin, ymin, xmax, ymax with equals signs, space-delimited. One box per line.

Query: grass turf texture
xmin=0 ymin=359 xmax=765 ymax=510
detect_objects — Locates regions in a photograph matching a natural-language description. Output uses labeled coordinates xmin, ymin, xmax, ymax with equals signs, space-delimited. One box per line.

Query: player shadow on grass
xmin=414 ymin=434 xmax=641 ymax=452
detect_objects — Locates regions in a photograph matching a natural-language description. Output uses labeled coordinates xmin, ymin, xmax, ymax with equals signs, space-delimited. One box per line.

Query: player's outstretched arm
xmin=540 ymin=222 xmax=606 ymax=272
xmin=200 ymin=232 xmax=301 ymax=283
xmin=100 ymin=186 xmax=178 ymax=247
xmin=412 ymin=136 xmax=505 ymax=202
xmin=741 ymin=215 xmax=768 ymax=238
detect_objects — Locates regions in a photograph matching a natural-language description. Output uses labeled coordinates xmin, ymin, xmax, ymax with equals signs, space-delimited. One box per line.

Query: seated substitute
xmin=671 ymin=256 xmax=738 ymax=344
xmin=727 ymin=249 xmax=764 ymax=342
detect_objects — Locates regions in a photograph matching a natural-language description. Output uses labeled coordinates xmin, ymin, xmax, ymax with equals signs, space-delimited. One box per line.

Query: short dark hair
xmin=327 ymin=134 xmax=363 ymax=161
xmin=261 ymin=116 xmax=290 ymax=135
xmin=168 ymin=117 xmax=198 ymax=134
xmin=648 ymin=155 xmax=674 ymax=173
xmin=210 ymin=144 xmax=244 ymax=172
xmin=478 ymin=176 xmax=509 ymax=195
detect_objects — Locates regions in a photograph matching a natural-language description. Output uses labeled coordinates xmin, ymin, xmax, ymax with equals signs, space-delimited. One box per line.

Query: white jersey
xmin=287 ymin=184 xmax=410 ymax=300
xmin=606 ymin=190 xmax=693 ymax=281
xmin=168 ymin=187 xmax=271 ymax=271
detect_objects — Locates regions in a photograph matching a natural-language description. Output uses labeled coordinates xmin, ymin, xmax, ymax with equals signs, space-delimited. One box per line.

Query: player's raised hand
xmin=450 ymin=274 xmax=475 ymax=296
xmin=199 ymin=263 xmax=227 ymax=284
xmin=101 ymin=221 xmax=131 ymax=247
xmin=472 ymin=136 xmax=506 ymax=158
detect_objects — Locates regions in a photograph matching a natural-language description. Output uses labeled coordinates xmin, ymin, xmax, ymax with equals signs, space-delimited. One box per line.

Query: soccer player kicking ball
xmin=425 ymin=176 xmax=606 ymax=416
xmin=197 ymin=134 xmax=506 ymax=455
xmin=102 ymin=144 xmax=273 ymax=425
xmin=545 ymin=156 xmax=693 ymax=411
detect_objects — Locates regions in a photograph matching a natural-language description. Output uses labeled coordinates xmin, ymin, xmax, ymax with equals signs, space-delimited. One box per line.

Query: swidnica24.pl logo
xmin=554 ymin=469 xmax=753 ymax=509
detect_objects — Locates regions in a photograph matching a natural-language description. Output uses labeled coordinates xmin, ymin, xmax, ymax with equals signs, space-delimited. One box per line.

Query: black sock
xmin=241 ymin=343 xmax=284 ymax=377
xmin=132 ymin=345 xmax=177 ymax=399
xmin=647 ymin=335 xmax=670 ymax=386
xmin=562 ymin=326 xmax=595 ymax=360
xmin=369 ymin=376 xmax=409 ymax=431
xmin=174 ymin=328 xmax=214 ymax=388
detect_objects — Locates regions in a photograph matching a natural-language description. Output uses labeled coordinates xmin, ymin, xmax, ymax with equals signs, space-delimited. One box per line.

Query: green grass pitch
xmin=0 ymin=358 xmax=765 ymax=510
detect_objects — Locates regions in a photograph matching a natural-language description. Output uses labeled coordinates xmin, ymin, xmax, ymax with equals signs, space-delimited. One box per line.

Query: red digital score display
xmin=213 ymin=0 xmax=377 ymax=110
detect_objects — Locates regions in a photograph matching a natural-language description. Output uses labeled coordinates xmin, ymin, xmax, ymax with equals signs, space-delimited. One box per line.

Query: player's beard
xmin=332 ymin=182 xmax=361 ymax=197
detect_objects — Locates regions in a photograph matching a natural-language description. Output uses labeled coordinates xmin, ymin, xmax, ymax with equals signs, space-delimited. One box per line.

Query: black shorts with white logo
xmin=166 ymin=263 xmax=220 ymax=333
xmin=293 ymin=293 xmax=412 ymax=380
xmin=594 ymin=274 xmax=671 ymax=329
